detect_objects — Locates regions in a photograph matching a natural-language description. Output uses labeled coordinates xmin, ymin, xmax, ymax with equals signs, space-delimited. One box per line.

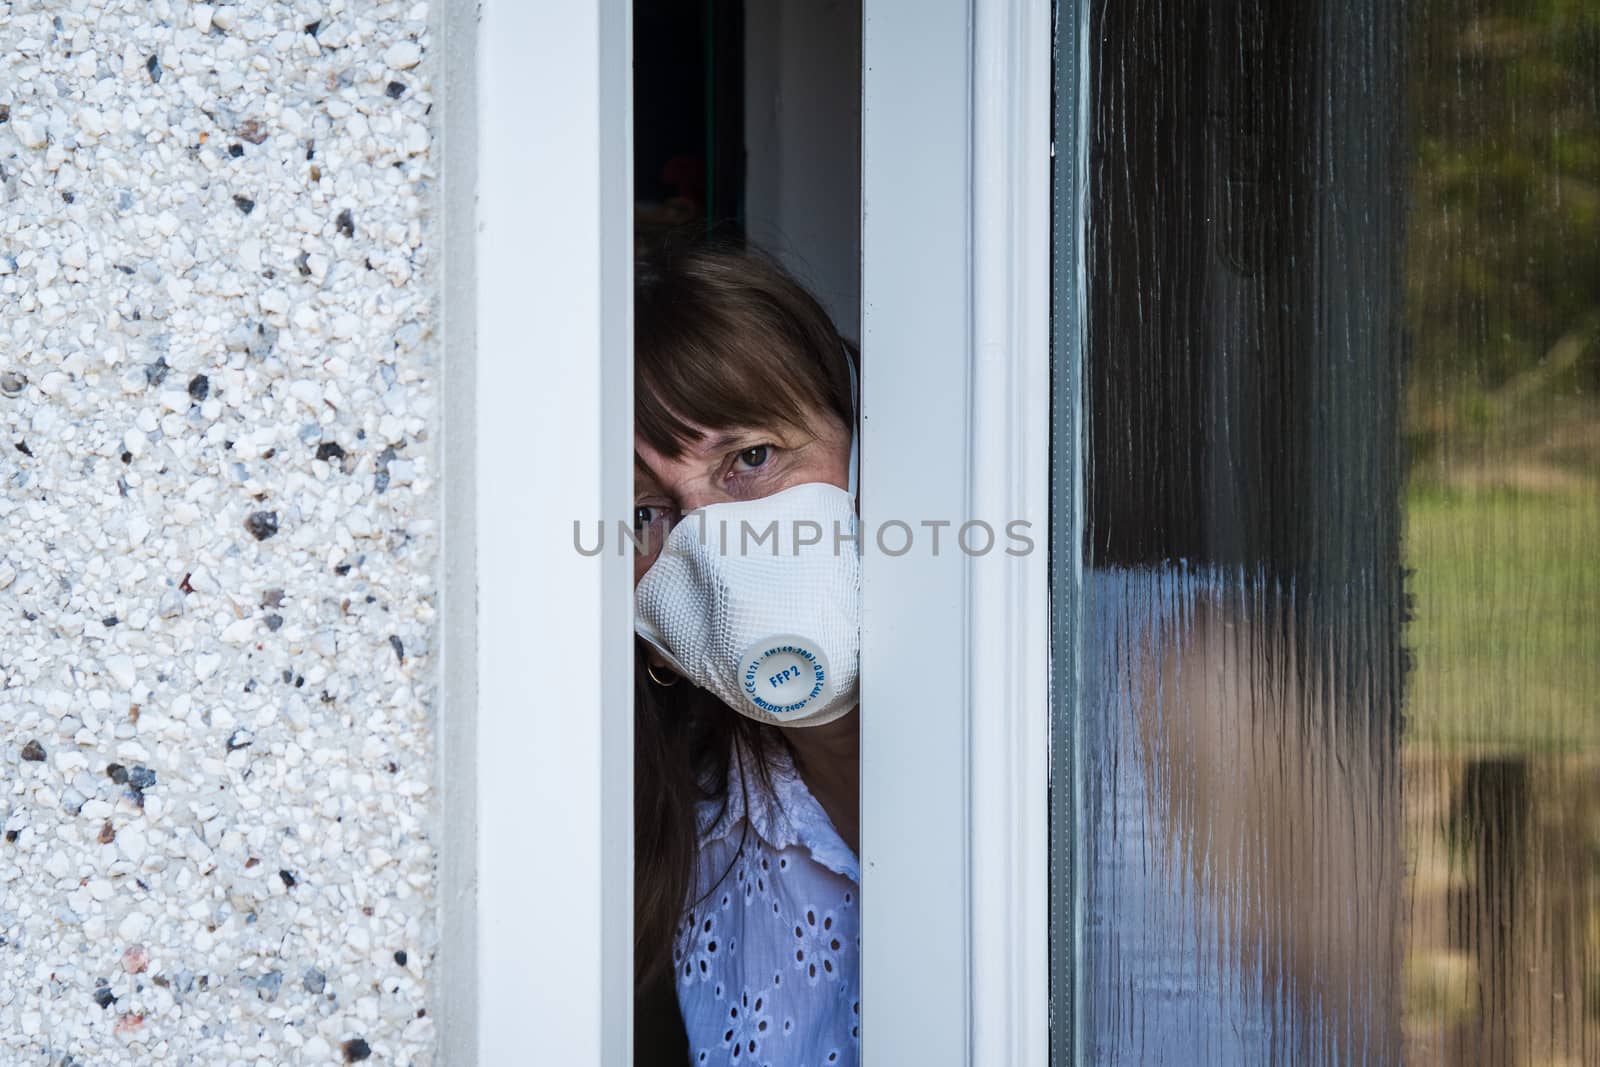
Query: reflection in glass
xmin=1068 ymin=1 xmax=1599 ymax=1062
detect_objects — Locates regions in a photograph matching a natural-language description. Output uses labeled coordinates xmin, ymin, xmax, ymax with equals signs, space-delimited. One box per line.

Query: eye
xmin=634 ymin=503 xmax=678 ymax=551
xmin=733 ymin=445 xmax=770 ymax=472
xmin=635 ymin=504 xmax=674 ymax=535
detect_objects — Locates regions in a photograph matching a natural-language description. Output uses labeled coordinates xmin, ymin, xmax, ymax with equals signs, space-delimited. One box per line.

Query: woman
xmin=632 ymin=238 xmax=862 ymax=1066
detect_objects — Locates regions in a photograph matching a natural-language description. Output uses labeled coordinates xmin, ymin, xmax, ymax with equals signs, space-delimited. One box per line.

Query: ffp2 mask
xmin=634 ymin=481 xmax=861 ymax=728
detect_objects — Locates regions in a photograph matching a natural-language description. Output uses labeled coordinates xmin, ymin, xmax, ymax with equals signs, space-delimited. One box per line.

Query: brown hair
xmin=632 ymin=235 xmax=855 ymax=990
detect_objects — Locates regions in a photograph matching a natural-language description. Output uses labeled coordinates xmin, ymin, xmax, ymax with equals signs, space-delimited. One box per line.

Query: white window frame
xmin=861 ymin=1 xmax=1053 ymax=1064
xmin=465 ymin=1 xmax=634 ymax=1063
xmin=457 ymin=0 xmax=1057 ymax=1061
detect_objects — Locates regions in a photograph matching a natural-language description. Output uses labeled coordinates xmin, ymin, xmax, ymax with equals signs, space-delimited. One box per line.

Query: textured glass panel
xmin=1069 ymin=1 xmax=1600 ymax=1062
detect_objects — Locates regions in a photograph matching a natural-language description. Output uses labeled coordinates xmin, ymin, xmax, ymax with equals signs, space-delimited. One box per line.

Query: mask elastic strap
xmin=843 ymin=341 xmax=859 ymax=499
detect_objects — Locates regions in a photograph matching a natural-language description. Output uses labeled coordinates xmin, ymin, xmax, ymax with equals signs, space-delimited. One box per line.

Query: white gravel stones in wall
xmin=0 ymin=1 xmax=440 ymax=1064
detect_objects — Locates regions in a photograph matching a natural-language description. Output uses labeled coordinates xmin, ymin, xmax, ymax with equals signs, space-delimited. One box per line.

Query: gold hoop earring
xmin=646 ymin=663 xmax=680 ymax=688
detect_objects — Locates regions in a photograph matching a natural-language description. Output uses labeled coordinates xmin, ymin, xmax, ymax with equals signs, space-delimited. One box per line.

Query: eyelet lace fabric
xmin=674 ymin=739 xmax=861 ymax=1066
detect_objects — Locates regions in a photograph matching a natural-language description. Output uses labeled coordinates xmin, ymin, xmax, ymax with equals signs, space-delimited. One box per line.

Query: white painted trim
xmin=870 ymin=0 xmax=1056 ymax=1062
xmin=475 ymin=2 xmax=633 ymax=1063
xmin=969 ymin=1 xmax=1054 ymax=1065
xmin=863 ymin=0 xmax=1053 ymax=1060
xmin=860 ymin=0 xmax=974 ymax=1060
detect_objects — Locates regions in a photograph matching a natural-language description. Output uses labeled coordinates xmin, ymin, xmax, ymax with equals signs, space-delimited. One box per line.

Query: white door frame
xmin=861 ymin=0 xmax=1053 ymax=1064
xmin=968 ymin=0 xmax=1055 ymax=1063
xmin=468 ymin=0 xmax=634 ymax=1063
xmin=461 ymin=0 xmax=1057 ymax=1061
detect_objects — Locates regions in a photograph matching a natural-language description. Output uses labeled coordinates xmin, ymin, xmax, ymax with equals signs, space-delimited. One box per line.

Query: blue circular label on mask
xmin=740 ymin=635 xmax=831 ymax=719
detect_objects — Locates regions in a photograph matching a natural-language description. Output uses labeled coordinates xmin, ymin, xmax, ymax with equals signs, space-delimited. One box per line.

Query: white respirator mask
xmin=634 ymin=348 xmax=861 ymax=728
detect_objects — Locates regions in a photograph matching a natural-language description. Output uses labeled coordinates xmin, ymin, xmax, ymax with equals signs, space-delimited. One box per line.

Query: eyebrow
xmin=639 ymin=429 xmax=763 ymax=470
xmin=694 ymin=430 xmax=756 ymax=455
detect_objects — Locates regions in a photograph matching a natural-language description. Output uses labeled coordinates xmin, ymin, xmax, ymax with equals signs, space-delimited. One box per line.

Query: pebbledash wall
xmin=1 ymin=2 xmax=447 ymax=1064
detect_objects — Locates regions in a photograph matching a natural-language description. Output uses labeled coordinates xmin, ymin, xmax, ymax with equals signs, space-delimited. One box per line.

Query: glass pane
xmin=1063 ymin=1 xmax=1600 ymax=1061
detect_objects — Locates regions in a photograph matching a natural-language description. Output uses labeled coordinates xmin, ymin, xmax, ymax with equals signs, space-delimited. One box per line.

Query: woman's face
xmin=633 ymin=402 xmax=851 ymax=585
